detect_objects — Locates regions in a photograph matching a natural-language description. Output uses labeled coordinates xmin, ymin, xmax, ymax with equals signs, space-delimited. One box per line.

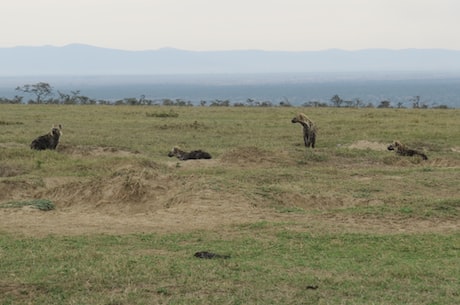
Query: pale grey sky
xmin=1 ymin=0 xmax=459 ymax=51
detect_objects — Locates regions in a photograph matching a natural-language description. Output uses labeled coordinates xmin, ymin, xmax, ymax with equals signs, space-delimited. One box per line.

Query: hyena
xmin=168 ymin=146 xmax=212 ymax=160
xmin=387 ymin=140 xmax=428 ymax=160
xmin=30 ymin=124 xmax=63 ymax=150
xmin=291 ymin=113 xmax=317 ymax=148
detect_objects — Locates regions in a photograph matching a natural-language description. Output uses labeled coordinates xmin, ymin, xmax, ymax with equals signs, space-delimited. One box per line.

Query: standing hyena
xmin=30 ymin=124 xmax=63 ymax=150
xmin=291 ymin=113 xmax=317 ymax=148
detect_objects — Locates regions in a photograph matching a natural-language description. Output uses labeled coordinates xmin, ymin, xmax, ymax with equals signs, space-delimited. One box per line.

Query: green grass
xmin=0 ymin=199 xmax=55 ymax=211
xmin=1 ymin=231 xmax=459 ymax=305
xmin=0 ymin=105 xmax=459 ymax=304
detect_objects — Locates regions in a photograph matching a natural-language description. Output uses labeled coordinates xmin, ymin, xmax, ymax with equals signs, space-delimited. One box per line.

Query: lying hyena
xmin=168 ymin=146 xmax=212 ymax=160
xmin=291 ymin=113 xmax=317 ymax=148
xmin=30 ymin=124 xmax=63 ymax=150
xmin=387 ymin=140 xmax=428 ymax=160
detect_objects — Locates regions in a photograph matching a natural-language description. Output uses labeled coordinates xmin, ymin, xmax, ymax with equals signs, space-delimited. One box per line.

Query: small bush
xmin=0 ymin=199 xmax=55 ymax=211
xmin=146 ymin=110 xmax=179 ymax=118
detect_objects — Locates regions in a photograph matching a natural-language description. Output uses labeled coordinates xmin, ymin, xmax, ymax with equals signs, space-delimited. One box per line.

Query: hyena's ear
xmin=58 ymin=124 xmax=63 ymax=130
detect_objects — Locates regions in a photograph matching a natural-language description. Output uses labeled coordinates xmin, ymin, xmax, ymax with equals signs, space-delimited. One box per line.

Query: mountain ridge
xmin=1 ymin=44 xmax=460 ymax=75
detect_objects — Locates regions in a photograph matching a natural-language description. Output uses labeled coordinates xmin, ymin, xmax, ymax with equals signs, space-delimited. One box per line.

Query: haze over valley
xmin=1 ymin=45 xmax=460 ymax=108
xmin=2 ymin=44 xmax=460 ymax=75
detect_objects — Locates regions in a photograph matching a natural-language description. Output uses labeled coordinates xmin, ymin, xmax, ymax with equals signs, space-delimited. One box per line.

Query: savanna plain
xmin=0 ymin=105 xmax=459 ymax=305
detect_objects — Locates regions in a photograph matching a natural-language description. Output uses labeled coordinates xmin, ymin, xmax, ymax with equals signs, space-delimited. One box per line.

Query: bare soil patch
xmin=1 ymin=200 xmax=458 ymax=237
xmin=220 ymin=146 xmax=290 ymax=167
xmin=57 ymin=144 xmax=140 ymax=157
xmin=348 ymin=140 xmax=388 ymax=151
xmin=165 ymin=158 xmax=220 ymax=169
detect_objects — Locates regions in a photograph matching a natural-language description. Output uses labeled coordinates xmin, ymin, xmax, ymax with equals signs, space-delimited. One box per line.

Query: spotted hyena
xmin=387 ymin=140 xmax=428 ymax=160
xmin=168 ymin=146 xmax=212 ymax=160
xmin=30 ymin=124 xmax=63 ymax=150
xmin=291 ymin=113 xmax=317 ymax=148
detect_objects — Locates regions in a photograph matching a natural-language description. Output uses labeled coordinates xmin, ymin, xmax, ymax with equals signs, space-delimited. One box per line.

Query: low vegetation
xmin=0 ymin=105 xmax=459 ymax=304
xmin=0 ymin=82 xmax=451 ymax=108
xmin=0 ymin=199 xmax=55 ymax=211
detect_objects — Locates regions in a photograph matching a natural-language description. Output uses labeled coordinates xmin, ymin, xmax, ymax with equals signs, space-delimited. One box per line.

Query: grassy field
xmin=0 ymin=105 xmax=459 ymax=304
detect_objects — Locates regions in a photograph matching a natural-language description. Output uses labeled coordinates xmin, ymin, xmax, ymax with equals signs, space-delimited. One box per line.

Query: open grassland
xmin=1 ymin=105 xmax=459 ymax=304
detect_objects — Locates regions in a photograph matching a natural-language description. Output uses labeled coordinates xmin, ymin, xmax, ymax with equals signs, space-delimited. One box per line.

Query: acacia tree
xmin=16 ymin=82 xmax=53 ymax=104
xmin=410 ymin=95 xmax=421 ymax=108
xmin=330 ymin=94 xmax=343 ymax=107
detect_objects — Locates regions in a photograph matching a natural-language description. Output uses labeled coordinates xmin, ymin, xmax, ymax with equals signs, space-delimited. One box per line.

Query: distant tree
xmin=98 ymin=99 xmax=111 ymax=105
xmin=57 ymin=91 xmax=72 ymax=104
xmin=209 ymin=99 xmax=230 ymax=107
xmin=175 ymin=99 xmax=193 ymax=106
xmin=330 ymin=94 xmax=343 ymax=107
xmin=377 ymin=100 xmax=391 ymax=108
xmin=259 ymin=101 xmax=273 ymax=107
xmin=13 ymin=95 xmax=24 ymax=104
xmin=124 ymin=97 xmax=139 ymax=105
xmin=162 ymin=98 xmax=174 ymax=106
xmin=246 ymin=98 xmax=256 ymax=106
xmin=302 ymin=100 xmax=327 ymax=107
xmin=353 ymin=98 xmax=364 ymax=108
xmin=56 ymin=90 xmax=95 ymax=104
xmin=138 ymin=94 xmax=147 ymax=105
xmin=0 ymin=96 xmax=23 ymax=104
xmin=410 ymin=96 xmax=421 ymax=108
xmin=15 ymin=82 xmax=53 ymax=104
xmin=365 ymin=102 xmax=375 ymax=108
xmin=279 ymin=97 xmax=292 ymax=107
xmin=433 ymin=104 xmax=449 ymax=109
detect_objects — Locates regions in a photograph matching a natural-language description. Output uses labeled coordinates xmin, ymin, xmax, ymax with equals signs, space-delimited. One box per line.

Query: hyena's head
xmin=387 ymin=140 xmax=403 ymax=151
xmin=51 ymin=124 xmax=63 ymax=137
xmin=291 ymin=113 xmax=309 ymax=124
xmin=168 ymin=146 xmax=180 ymax=157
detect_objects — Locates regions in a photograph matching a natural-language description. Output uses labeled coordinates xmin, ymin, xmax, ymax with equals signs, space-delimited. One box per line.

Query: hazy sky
xmin=2 ymin=0 xmax=459 ymax=51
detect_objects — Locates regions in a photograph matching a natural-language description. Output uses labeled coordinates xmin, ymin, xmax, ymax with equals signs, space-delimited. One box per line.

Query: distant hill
xmin=1 ymin=44 xmax=460 ymax=75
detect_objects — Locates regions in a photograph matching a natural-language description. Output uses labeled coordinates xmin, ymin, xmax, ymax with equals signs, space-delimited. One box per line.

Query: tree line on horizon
xmin=0 ymin=82 xmax=450 ymax=109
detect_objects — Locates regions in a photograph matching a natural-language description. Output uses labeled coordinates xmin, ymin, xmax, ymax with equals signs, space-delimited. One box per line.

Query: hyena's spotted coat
xmin=168 ymin=146 xmax=212 ymax=160
xmin=30 ymin=124 xmax=63 ymax=150
xmin=291 ymin=113 xmax=317 ymax=148
xmin=387 ymin=141 xmax=428 ymax=160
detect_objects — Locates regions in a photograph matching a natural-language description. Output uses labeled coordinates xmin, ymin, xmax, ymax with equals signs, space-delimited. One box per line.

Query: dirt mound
xmin=37 ymin=164 xmax=176 ymax=214
xmin=220 ymin=146 xmax=285 ymax=166
xmin=1 ymin=144 xmax=458 ymax=237
xmin=348 ymin=140 xmax=388 ymax=151
xmin=0 ymin=179 xmax=40 ymax=202
xmin=0 ymin=161 xmax=264 ymax=236
xmin=35 ymin=160 xmax=251 ymax=216
xmin=0 ymin=164 xmax=27 ymax=178
xmin=165 ymin=159 xmax=219 ymax=170
xmin=58 ymin=144 xmax=140 ymax=157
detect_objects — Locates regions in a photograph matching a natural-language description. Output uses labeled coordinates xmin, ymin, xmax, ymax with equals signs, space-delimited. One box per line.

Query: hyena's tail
xmin=418 ymin=152 xmax=428 ymax=160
